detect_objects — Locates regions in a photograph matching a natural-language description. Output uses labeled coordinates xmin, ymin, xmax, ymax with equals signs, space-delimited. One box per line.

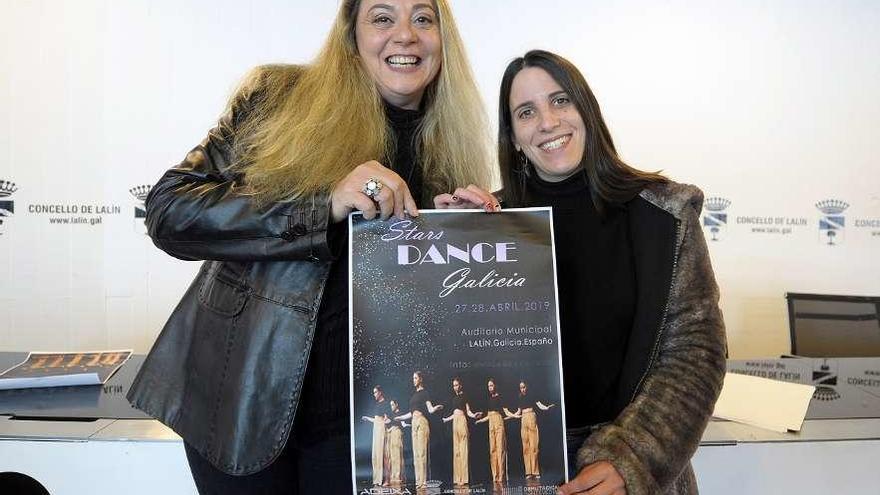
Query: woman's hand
xmin=557 ymin=461 xmax=626 ymax=495
xmin=433 ymin=185 xmax=500 ymax=212
xmin=330 ymin=161 xmax=419 ymax=223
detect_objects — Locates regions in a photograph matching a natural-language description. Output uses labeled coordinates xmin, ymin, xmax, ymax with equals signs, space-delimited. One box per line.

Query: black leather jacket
xmin=127 ymin=82 xmax=338 ymax=475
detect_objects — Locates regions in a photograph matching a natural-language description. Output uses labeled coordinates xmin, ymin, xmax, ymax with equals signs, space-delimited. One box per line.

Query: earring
xmin=517 ymin=151 xmax=531 ymax=176
xmin=518 ymin=151 xmax=529 ymax=202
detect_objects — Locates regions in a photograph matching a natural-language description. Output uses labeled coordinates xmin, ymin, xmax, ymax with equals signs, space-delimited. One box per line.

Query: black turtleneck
xmin=383 ymin=101 xmax=425 ymax=206
xmin=295 ymin=102 xmax=426 ymax=437
xmin=524 ymin=171 xmax=636 ymax=428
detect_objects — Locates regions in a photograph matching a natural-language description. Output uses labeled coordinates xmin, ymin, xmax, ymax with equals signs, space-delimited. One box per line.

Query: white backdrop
xmin=1 ymin=0 xmax=878 ymax=358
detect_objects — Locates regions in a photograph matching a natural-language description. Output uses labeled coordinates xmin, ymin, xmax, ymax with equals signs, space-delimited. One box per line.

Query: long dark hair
xmin=498 ymin=50 xmax=667 ymax=212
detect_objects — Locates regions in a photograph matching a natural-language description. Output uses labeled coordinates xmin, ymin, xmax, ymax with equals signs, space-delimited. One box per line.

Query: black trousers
xmin=184 ymin=418 xmax=351 ymax=494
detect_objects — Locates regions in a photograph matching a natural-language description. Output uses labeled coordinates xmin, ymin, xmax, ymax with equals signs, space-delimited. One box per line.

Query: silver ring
xmin=362 ymin=178 xmax=383 ymax=199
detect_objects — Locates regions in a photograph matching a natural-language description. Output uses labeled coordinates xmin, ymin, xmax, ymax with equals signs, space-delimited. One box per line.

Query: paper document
xmin=713 ymin=372 xmax=815 ymax=433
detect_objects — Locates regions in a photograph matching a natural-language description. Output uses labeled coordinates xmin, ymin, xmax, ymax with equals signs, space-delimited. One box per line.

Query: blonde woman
xmin=127 ymin=1 xmax=497 ymax=492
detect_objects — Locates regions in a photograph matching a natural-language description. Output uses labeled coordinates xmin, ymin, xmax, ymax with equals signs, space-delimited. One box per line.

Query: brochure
xmin=0 ymin=350 xmax=132 ymax=390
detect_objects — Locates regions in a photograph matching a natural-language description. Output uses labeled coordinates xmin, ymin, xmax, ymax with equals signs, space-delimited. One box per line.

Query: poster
xmin=350 ymin=209 xmax=567 ymax=494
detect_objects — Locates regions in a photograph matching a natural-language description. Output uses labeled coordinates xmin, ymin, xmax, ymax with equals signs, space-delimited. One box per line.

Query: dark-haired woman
xmin=474 ymin=377 xmax=516 ymax=484
xmin=509 ymin=380 xmax=555 ymax=480
xmin=441 ymin=377 xmax=483 ymax=486
xmin=495 ymin=50 xmax=726 ymax=495
xmin=394 ymin=371 xmax=444 ymax=488
xmin=361 ymin=385 xmax=390 ymax=486
xmin=386 ymin=399 xmax=408 ymax=485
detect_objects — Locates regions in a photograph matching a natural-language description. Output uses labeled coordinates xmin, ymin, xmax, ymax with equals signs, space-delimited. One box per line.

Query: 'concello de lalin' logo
xmin=0 ymin=180 xmax=17 ymax=236
xmin=129 ymin=185 xmax=152 ymax=234
xmin=702 ymin=197 xmax=731 ymax=241
xmin=816 ymin=199 xmax=849 ymax=245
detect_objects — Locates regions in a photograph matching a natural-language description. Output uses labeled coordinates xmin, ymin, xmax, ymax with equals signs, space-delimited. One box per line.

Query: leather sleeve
xmin=144 ymin=87 xmax=334 ymax=262
xmin=576 ymin=200 xmax=727 ymax=494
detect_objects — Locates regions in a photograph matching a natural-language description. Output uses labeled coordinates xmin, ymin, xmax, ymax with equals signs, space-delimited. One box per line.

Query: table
xmin=2 ymin=355 xmax=879 ymax=494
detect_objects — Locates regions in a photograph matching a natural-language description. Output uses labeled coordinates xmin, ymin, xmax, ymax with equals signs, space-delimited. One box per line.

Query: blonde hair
xmin=230 ymin=0 xmax=494 ymax=205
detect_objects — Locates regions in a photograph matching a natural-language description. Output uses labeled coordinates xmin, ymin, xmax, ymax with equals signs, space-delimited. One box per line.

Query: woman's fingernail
xmin=494 ymin=203 xmax=501 ymax=210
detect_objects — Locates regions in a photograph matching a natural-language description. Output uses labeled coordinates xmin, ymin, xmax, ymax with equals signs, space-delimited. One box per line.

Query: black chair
xmin=786 ymin=292 xmax=880 ymax=357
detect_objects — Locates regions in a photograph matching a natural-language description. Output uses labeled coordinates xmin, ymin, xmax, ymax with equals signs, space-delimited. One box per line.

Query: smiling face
xmin=452 ymin=379 xmax=461 ymax=394
xmin=509 ymin=67 xmax=587 ymax=182
xmin=355 ymin=0 xmax=442 ymax=110
xmin=487 ymin=379 xmax=495 ymax=394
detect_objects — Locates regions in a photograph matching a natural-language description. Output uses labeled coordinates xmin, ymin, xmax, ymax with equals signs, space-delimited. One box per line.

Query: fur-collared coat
xmin=572 ymin=183 xmax=727 ymax=494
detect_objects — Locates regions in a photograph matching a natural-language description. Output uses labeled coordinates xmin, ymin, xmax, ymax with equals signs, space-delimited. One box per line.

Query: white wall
xmin=1 ymin=0 xmax=878 ymax=357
